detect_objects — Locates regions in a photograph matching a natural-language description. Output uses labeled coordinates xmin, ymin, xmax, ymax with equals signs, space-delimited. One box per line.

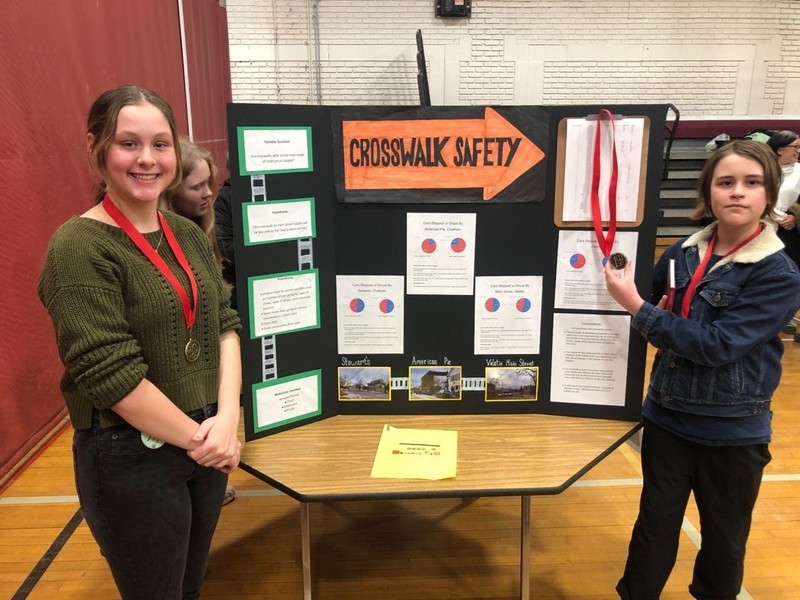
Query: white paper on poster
xmin=244 ymin=199 xmax=314 ymax=244
xmin=250 ymin=271 xmax=319 ymax=338
xmin=561 ymin=117 xmax=644 ymax=222
xmin=254 ymin=372 xmax=320 ymax=429
xmin=242 ymin=128 xmax=310 ymax=173
xmin=550 ymin=313 xmax=630 ymax=407
xmin=407 ymin=212 xmax=477 ymax=295
xmin=474 ymin=276 xmax=543 ymax=355
xmin=336 ymin=275 xmax=405 ymax=354
xmin=553 ymin=229 xmax=639 ymax=311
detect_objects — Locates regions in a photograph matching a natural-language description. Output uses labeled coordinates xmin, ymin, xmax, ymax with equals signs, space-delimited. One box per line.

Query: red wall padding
xmin=670 ymin=119 xmax=800 ymax=139
xmin=1 ymin=0 xmax=230 ymax=482
xmin=184 ymin=0 xmax=234 ymax=176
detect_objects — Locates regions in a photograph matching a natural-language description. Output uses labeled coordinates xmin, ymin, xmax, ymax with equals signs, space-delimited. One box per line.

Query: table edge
xmin=239 ymin=421 xmax=643 ymax=503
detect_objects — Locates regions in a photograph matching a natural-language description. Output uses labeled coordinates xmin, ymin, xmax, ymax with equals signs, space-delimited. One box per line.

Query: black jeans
xmin=73 ymin=405 xmax=228 ymax=600
xmin=616 ymin=420 xmax=770 ymax=600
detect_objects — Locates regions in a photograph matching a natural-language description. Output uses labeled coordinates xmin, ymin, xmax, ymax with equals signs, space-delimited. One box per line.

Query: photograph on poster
xmin=409 ymin=366 xmax=462 ymax=401
xmin=242 ymin=197 xmax=316 ymax=245
xmin=338 ymin=366 xmax=392 ymax=401
xmin=485 ymin=367 xmax=539 ymax=402
xmin=252 ymin=369 xmax=322 ymax=432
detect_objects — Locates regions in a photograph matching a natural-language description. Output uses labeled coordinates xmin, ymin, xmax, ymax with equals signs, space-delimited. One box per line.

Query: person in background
xmin=604 ymin=140 xmax=800 ymax=600
xmin=766 ymin=131 xmax=800 ymax=336
xmin=38 ymin=85 xmax=242 ymax=599
xmin=213 ymin=157 xmax=237 ymax=309
xmin=161 ymin=137 xmax=237 ymax=506
xmin=160 ymin=139 xmax=224 ymax=265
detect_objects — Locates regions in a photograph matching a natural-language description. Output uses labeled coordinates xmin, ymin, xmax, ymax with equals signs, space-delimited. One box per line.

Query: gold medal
xmin=184 ymin=338 xmax=200 ymax=362
xmin=609 ymin=252 xmax=627 ymax=270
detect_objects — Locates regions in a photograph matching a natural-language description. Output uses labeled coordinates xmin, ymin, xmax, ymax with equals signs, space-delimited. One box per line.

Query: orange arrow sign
xmin=342 ymin=107 xmax=545 ymax=200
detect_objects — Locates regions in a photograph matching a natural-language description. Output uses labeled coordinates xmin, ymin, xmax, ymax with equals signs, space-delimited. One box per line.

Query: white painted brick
xmin=226 ymin=0 xmax=800 ymax=116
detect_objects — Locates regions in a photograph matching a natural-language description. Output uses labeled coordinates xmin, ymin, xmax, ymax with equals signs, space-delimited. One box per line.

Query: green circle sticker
xmin=140 ymin=432 xmax=165 ymax=449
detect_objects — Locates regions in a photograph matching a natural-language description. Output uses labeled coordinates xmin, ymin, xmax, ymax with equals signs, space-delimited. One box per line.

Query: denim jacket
xmin=632 ymin=221 xmax=800 ymax=418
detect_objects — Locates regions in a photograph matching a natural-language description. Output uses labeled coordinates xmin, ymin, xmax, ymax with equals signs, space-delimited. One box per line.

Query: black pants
xmin=616 ymin=420 xmax=770 ymax=600
xmin=73 ymin=405 xmax=228 ymax=600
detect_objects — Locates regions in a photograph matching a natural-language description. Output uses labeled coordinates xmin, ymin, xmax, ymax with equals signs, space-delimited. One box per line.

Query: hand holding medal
xmin=603 ymin=253 xmax=643 ymax=314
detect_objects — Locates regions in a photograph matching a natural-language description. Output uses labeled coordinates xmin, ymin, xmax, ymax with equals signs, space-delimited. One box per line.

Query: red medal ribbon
xmin=102 ymin=195 xmax=197 ymax=330
xmin=590 ymin=109 xmax=619 ymax=257
xmin=680 ymin=224 xmax=763 ymax=318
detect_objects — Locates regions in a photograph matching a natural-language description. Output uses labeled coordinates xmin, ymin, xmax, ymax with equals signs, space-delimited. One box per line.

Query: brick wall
xmin=226 ymin=0 xmax=800 ymax=116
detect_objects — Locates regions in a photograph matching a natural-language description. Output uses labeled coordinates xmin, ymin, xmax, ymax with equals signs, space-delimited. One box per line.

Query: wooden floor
xmin=3 ymin=339 xmax=800 ymax=599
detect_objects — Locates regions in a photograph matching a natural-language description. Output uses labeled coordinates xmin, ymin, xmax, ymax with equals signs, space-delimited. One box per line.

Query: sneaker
xmin=794 ymin=333 xmax=800 ymax=344
xmin=222 ymin=485 xmax=236 ymax=506
xmin=784 ymin=322 xmax=797 ymax=334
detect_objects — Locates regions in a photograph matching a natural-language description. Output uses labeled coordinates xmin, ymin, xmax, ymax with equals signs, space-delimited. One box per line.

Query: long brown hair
xmin=86 ymin=85 xmax=182 ymax=204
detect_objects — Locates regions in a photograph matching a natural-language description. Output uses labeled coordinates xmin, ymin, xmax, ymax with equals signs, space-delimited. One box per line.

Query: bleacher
xmin=654 ymin=118 xmax=800 ymax=261
xmin=655 ymin=138 xmax=706 ymax=259
xmin=658 ymin=138 xmax=707 ymax=235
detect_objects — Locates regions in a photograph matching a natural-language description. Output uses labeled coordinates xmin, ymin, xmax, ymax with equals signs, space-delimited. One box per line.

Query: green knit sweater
xmin=38 ymin=212 xmax=241 ymax=429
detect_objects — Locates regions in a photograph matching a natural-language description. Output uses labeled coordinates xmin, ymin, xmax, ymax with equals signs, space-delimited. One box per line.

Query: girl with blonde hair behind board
xmin=161 ymin=138 xmax=225 ymax=266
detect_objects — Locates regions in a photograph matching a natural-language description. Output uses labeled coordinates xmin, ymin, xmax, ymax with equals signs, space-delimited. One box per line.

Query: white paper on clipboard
xmin=561 ymin=116 xmax=645 ymax=223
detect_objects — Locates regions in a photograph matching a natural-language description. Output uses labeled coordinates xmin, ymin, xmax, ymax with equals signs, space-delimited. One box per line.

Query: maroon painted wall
xmin=671 ymin=119 xmax=800 ymax=139
xmin=184 ymin=0 xmax=234 ymax=176
xmin=0 ymin=0 xmax=231 ymax=484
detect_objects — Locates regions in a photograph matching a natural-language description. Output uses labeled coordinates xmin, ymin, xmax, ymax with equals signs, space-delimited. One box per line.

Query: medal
xmin=102 ymin=196 xmax=200 ymax=363
xmin=609 ymin=252 xmax=627 ymax=270
xmin=185 ymin=338 xmax=201 ymax=362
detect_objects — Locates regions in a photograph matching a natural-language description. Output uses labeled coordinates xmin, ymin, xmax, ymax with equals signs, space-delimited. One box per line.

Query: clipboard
xmin=554 ymin=114 xmax=650 ymax=228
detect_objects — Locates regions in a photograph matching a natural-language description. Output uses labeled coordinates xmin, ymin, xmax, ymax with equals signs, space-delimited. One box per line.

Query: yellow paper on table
xmin=370 ymin=424 xmax=457 ymax=480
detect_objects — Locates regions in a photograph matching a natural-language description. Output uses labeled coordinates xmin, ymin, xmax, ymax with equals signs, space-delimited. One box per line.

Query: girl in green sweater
xmin=38 ymin=85 xmax=242 ymax=600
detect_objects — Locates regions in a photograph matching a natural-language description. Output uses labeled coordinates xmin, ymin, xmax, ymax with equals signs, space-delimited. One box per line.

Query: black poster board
xmin=227 ymin=104 xmax=669 ymax=441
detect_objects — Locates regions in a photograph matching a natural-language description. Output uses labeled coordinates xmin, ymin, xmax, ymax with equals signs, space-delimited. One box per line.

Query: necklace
xmin=153 ymin=230 xmax=164 ymax=253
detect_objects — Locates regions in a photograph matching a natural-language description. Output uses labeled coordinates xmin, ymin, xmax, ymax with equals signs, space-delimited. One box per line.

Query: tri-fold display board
xmin=226 ymin=104 xmax=669 ymax=441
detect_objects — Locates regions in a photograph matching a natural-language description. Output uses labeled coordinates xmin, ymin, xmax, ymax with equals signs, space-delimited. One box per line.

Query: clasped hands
xmin=187 ymin=414 xmax=241 ymax=473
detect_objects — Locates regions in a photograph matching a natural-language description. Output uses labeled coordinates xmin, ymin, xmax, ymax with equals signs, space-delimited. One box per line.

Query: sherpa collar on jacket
xmin=682 ymin=220 xmax=784 ymax=270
